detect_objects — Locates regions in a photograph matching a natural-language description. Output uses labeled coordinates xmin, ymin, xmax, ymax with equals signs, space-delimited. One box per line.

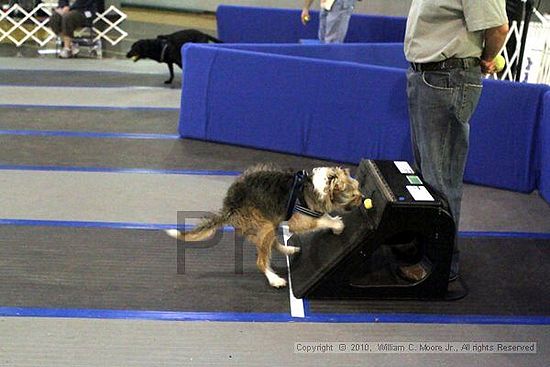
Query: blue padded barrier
xmin=179 ymin=43 xmax=549 ymax=193
xmin=216 ymin=5 xmax=406 ymax=44
xmin=539 ymin=92 xmax=550 ymax=203
xmin=211 ymin=43 xmax=409 ymax=69
xmin=179 ymin=44 xmax=412 ymax=163
xmin=465 ymin=80 xmax=550 ymax=193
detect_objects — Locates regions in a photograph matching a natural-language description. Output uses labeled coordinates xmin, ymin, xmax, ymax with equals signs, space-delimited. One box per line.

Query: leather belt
xmin=410 ymin=57 xmax=480 ymax=72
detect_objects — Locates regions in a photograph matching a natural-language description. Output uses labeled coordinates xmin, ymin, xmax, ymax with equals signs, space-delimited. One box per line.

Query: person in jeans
xmin=402 ymin=0 xmax=509 ymax=281
xmin=50 ymin=0 xmax=96 ymax=58
xmin=301 ymin=0 xmax=357 ymax=43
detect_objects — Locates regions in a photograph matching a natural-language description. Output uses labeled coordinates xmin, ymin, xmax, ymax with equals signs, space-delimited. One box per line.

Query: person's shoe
xmin=398 ymin=258 xmax=431 ymax=282
xmin=58 ymin=48 xmax=72 ymax=59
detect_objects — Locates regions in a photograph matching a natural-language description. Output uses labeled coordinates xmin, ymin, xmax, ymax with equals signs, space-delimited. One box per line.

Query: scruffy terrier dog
xmin=166 ymin=164 xmax=363 ymax=288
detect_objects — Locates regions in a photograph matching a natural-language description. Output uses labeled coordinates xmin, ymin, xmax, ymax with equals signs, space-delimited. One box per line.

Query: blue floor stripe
xmin=460 ymin=231 xmax=550 ymax=240
xmin=306 ymin=313 xmax=550 ymax=325
xmin=0 ymin=307 xmax=548 ymax=325
xmin=0 ymin=165 xmax=241 ymax=176
xmin=0 ymin=219 xmax=176 ymax=230
xmin=0 ymin=104 xmax=179 ymax=111
xmin=0 ymin=129 xmax=180 ymax=140
xmin=0 ymin=217 xmax=546 ymax=239
xmin=0 ymin=218 xmax=235 ymax=232
xmin=0 ymin=69 xmax=160 ymax=75
xmin=0 ymin=83 xmax=178 ymax=90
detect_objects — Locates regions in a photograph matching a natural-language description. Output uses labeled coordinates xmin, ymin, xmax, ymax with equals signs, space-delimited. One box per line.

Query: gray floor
xmin=2 ymin=318 xmax=548 ymax=367
xmin=1 ymin=11 xmax=549 ymax=367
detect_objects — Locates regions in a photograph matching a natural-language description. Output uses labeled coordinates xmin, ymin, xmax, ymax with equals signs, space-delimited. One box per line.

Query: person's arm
xmin=301 ymin=0 xmax=315 ymax=24
xmin=479 ymin=23 xmax=509 ymax=74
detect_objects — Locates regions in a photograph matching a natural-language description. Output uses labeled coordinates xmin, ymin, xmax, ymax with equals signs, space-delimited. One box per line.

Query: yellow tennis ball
xmin=304 ymin=15 xmax=310 ymax=22
xmin=363 ymin=198 xmax=373 ymax=210
xmin=494 ymin=54 xmax=505 ymax=72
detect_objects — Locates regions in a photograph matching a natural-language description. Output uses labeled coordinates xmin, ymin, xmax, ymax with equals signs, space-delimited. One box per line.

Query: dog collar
xmin=285 ymin=171 xmax=323 ymax=221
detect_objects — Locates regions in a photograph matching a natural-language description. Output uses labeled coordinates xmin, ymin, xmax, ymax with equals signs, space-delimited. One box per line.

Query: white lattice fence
xmin=489 ymin=8 xmax=550 ymax=85
xmin=0 ymin=3 xmax=127 ymax=47
xmin=520 ymin=12 xmax=550 ymax=85
xmin=0 ymin=4 xmax=55 ymax=47
xmin=91 ymin=5 xmax=128 ymax=46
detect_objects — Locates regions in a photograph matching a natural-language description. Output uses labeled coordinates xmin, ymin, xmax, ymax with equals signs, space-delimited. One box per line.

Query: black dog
xmin=126 ymin=29 xmax=222 ymax=84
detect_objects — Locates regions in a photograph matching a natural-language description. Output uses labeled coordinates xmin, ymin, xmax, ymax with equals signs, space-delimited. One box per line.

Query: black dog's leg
xmin=165 ymin=63 xmax=174 ymax=84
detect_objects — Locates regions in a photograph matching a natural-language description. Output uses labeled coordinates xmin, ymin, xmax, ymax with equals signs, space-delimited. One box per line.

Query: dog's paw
xmin=279 ymin=245 xmax=300 ymax=255
xmin=331 ymin=216 xmax=345 ymax=235
xmin=269 ymin=277 xmax=288 ymax=288
xmin=165 ymin=229 xmax=181 ymax=239
xmin=286 ymin=246 xmax=301 ymax=255
xmin=265 ymin=270 xmax=288 ymax=288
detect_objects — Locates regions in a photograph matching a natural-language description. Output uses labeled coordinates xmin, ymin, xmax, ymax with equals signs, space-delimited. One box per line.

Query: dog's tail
xmin=165 ymin=211 xmax=229 ymax=241
xmin=207 ymin=35 xmax=223 ymax=43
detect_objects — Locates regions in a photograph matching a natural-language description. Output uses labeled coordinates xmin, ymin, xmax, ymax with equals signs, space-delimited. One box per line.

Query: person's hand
xmin=301 ymin=9 xmax=310 ymax=25
xmin=480 ymin=58 xmax=496 ymax=75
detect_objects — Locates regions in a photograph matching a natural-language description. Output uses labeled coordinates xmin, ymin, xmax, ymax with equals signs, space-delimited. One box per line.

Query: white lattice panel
xmin=488 ymin=9 xmax=550 ymax=85
xmin=520 ymin=13 xmax=550 ymax=85
xmin=0 ymin=4 xmax=56 ymax=47
xmin=92 ymin=5 xmax=128 ymax=46
xmin=0 ymin=4 xmax=127 ymax=47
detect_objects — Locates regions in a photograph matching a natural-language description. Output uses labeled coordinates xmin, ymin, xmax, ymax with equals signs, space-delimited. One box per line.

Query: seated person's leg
xmin=49 ymin=12 xmax=62 ymax=36
xmin=60 ymin=10 xmax=86 ymax=57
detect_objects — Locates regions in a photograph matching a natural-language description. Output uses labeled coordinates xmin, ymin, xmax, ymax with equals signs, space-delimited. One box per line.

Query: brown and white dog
xmin=165 ymin=164 xmax=363 ymax=288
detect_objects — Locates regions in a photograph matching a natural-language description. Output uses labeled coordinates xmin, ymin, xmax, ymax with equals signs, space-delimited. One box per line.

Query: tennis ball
xmin=363 ymin=198 xmax=373 ymax=210
xmin=494 ymin=54 xmax=505 ymax=72
xmin=303 ymin=15 xmax=310 ymax=23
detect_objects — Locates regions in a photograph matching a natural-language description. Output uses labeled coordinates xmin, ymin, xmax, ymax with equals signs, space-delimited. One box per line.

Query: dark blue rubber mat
xmin=0 ymin=225 xmax=548 ymax=317
xmin=308 ymin=236 xmax=550 ymax=316
xmin=0 ymin=225 xmax=290 ymax=313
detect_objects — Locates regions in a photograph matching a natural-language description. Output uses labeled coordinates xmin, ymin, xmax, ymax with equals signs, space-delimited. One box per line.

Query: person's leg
xmin=61 ymin=10 xmax=86 ymax=50
xmin=49 ymin=12 xmax=63 ymax=35
xmin=407 ymin=67 xmax=482 ymax=280
xmin=318 ymin=8 xmax=328 ymax=42
xmin=323 ymin=0 xmax=354 ymax=43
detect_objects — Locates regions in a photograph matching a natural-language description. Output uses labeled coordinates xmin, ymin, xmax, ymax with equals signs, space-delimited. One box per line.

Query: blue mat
xmin=539 ymin=92 xmax=550 ymax=203
xmin=216 ymin=5 xmax=406 ymax=44
xmin=178 ymin=43 xmax=550 ymax=195
xmin=211 ymin=43 xmax=409 ymax=69
xmin=465 ymin=80 xmax=550 ymax=192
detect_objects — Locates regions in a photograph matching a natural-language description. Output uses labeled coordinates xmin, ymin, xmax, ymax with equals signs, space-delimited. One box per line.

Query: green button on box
xmin=406 ymin=175 xmax=423 ymax=185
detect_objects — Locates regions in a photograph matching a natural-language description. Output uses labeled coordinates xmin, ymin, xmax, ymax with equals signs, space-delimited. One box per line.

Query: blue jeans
xmin=407 ymin=66 xmax=482 ymax=266
xmin=319 ymin=0 xmax=355 ymax=43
